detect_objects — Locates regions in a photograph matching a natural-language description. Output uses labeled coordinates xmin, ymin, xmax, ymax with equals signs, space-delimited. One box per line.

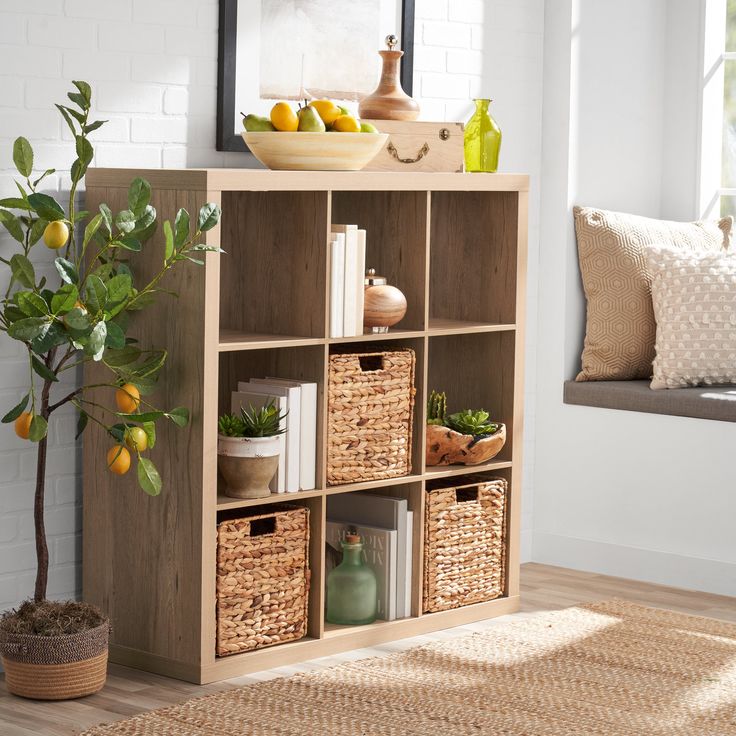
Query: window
xmin=722 ymin=0 xmax=736 ymax=216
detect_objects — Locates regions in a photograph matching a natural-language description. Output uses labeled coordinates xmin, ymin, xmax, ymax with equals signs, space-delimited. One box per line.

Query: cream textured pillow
xmin=646 ymin=245 xmax=736 ymax=390
xmin=574 ymin=207 xmax=732 ymax=381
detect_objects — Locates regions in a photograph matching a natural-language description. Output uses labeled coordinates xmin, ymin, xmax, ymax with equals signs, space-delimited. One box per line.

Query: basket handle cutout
xmin=456 ymin=487 xmax=479 ymax=503
xmin=358 ymin=354 xmax=384 ymax=372
xmin=249 ymin=516 xmax=277 ymax=537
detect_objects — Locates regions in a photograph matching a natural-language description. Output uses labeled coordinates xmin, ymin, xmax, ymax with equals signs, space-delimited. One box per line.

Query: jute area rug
xmin=82 ymin=600 xmax=736 ymax=735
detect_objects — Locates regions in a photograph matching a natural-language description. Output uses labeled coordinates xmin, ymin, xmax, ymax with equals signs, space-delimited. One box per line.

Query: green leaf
xmin=85 ymin=274 xmax=107 ymax=313
xmin=13 ymin=137 xmax=33 ymax=177
xmin=108 ymin=423 xmax=126 ymax=443
xmin=10 ymin=254 xmax=35 ymax=288
xmin=32 ymin=169 xmax=55 ymax=188
xmin=30 ymin=322 xmax=66 ymax=354
xmin=55 ymin=257 xmax=79 ymax=285
xmin=28 ymin=415 xmax=48 ymax=443
xmin=75 ymin=411 xmax=88 ymax=439
xmin=133 ymin=350 xmax=166 ymax=379
xmin=99 ymin=203 xmax=113 ymax=235
xmin=73 ymin=210 xmax=89 ymax=222
xmin=0 ymin=209 xmax=24 ymax=243
xmin=67 ymin=91 xmax=87 ymax=109
xmin=83 ymin=213 xmax=102 ymax=248
xmin=126 ymin=291 xmax=156 ymax=311
xmin=17 ymin=292 xmax=48 ymax=317
xmin=51 ymin=284 xmax=79 ymax=314
xmin=63 ymin=307 xmax=90 ymax=331
xmin=106 ymin=273 xmax=132 ymax=304
xmin=104 ymin=345 xmax=141 ymax=367
xmin=0 ymin=197 xmax=28 ymax=209
xmin=72 ymin=80 xmax=91 ymax=105
xmin=137 ymin=457 xmax=162 ymax=496
xmin=29 ymin=218 xmax=48 ymax=246
xmin=163 ymin=220 xmax=174 ymax=262
xmin=1 ymin=394 xmax=29 ymax=423
xmin=118 ymin=410 xmax=164 ymax=423
xmin=174 ymin=208 xmax=190 ymax=248
xmin=87 ymin=320 xmax=107 ymax=360
xmin=128 ymin=178 xmax=151 ymax=217
xmin=142 ymin=420 xmax=156 ymax=449
xmin=31 ymin=355 xmax=58 ymax=382
xmin=56 ymin=104 xmax=77 ymax=135
xmin=28 ymin=193 xmax=65 ymax=222
xmin=197 ymin=202 xmax=221 ymax=232
xmin=130 ymin=204 xmax=156 ymax=238
xmin=166 ymin=407 xmax=190 ymax=427
xmin=114 ymin=236 xmax=141 ymax=252
xmin=8 ymin=317 xmax=47 ymax=341
xmin=114 ymin=209 xmax=136 ymax=234
xmin=84 ymin=120 xmax=106 ymax=134
xmin=184 ymin=256 xmax=204 ymax=265
xmin=104 ymin=320 xmax=125 ymax=349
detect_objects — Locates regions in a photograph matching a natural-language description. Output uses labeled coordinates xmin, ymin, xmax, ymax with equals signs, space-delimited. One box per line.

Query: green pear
xmin=297 ymin=106 xmax=326 ymax=132
xmin=243 ymin=114 xmax=275 ymax=132
xmin=338 ymin=105 xmax=350 ymax=116
xmin=360 ymin=122 xmax=379 ymax=133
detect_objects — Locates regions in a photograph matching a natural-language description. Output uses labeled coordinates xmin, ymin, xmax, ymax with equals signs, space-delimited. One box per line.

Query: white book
xmin=332 ymin=224 xmax=358 ymax=337
xmin=329 ymin=234 xmax=345 ymax=339
xmin=251 ymin=377 xmax=317 ymax=491
xmin=325 ymin=521 xmax=398 ymax=621
xmin=235 ymin=382 xmax=301 ymax=493
xmin=355 ymin=229 xmax=366 ymax=336
xmin=404 ymin=510 xmax=414 ymax=617
xmin=231 ymin=391 xmax=287 ymax=493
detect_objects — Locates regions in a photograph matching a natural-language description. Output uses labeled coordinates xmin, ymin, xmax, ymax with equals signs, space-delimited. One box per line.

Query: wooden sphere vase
xmin=426 ymin=423 xmax=506 ymax=466
xmin=363 ymin=269 xmax=407 ymax=332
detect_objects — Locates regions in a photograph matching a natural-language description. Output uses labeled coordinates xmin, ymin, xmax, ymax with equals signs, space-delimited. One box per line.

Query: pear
xmin=243 ymin=114 xmax=275 ymax=132
xmin=297 ymin=106 xmax=326 ymax=132
xmin=360 ymin=122 xmax=379 ymax=133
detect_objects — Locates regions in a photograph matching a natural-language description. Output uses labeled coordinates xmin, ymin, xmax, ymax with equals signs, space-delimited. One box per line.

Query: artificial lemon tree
xmin=0 ymin=82 xmax=221 ymax=602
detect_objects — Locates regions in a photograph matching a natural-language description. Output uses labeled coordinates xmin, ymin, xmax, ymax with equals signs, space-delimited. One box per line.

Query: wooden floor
xmin=2 ymin=562 xmax=735 ymax=736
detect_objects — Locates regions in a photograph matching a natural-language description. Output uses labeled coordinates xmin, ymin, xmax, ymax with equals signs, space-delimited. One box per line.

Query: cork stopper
xmin=344 ymin=533 xmax=361 ymax=545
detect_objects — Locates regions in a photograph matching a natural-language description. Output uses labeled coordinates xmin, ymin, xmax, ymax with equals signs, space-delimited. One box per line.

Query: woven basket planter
xmin=0 ymin=621 xmax=109 ymax=700
xmin=426 ymin=423 xmax=506 ymax=466
xmin=423 ymin=476 xmax=507 ymax=613
xmin=327 ymin=348 xmax=416 ymax=485
xmin=216 ymin=505 xmax=310 ymax=657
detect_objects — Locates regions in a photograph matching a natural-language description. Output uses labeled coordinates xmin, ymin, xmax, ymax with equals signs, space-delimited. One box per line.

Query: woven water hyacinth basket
xmin=0 ymin=621 xmax=109 ymax=700
xmin=216 ymin=505 xmax=310 ymax=657
xmin=327 ymin=348 xmax=416 ymax=485
xmin=423 ymin=476 xmax=507 ymax=613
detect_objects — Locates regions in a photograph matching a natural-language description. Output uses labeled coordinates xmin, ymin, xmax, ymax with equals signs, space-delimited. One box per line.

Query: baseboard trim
xmin=532 ymin=532 xmax=736 ymax=597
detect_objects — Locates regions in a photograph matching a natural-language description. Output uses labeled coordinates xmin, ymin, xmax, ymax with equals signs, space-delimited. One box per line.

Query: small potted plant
xmin=425 ymin=390 xmax=506 ymax=466
xmin=218 ymin=401 xmax=288 ymax=498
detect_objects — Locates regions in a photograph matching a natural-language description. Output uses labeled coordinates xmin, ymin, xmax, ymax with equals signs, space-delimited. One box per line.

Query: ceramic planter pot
xmin=218 ymin=435 xmax=280 ymax=499
xmin=0 ymin=621 xmax=109 ymax=700
xmin=425 ymin=423 xmax=506 ymax=466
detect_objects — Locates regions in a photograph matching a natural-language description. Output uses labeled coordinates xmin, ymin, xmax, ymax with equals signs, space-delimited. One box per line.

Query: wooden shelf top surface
xmin=87 ymin=167 xmax=530 ymax=193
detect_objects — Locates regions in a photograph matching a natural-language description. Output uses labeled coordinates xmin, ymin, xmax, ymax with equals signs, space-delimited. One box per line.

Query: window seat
xmin=563 ymin=380 xmax=736 ymax=422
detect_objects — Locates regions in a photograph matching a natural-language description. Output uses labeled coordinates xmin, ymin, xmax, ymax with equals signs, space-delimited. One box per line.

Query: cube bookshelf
xmin=83 ymin=169 xmax=528 ymax=684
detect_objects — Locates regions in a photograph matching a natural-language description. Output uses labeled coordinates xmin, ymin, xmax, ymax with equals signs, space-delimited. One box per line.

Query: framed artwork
xmin=216 ymin=0 xmax=415 ymax=152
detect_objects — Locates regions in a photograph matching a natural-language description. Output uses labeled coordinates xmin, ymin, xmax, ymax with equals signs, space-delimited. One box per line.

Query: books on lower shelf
xmin=327 ymin=492 xmax=414 ymax=620
xmin=330 ymin=224 xmax=366 ymax=338
xmin=231 ymin=377 xmax=317 ymax=493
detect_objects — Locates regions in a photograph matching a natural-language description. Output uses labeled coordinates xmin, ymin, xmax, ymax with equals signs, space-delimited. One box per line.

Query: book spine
xmin=329 ymin=235 xmax=345 ymax=339
xmin=356 ymin=229 xmax=366 ymax=336
xmin=342 ymin=228 xmax=358 ymax=337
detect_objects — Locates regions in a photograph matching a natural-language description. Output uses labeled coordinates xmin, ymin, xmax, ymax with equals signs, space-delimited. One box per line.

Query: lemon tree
xmin=0 ymin=81 xmax=222 ymax=602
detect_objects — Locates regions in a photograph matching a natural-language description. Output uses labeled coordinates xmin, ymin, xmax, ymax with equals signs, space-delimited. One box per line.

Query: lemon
xmin=332 ymin=114 xmax=361 ymax=133
xmin=270 ymin=102 xmax=299 ymax=131
xmin=14 ymin=411 xmax=32 ymax=439
xmin=107 ymin=445 xmax=131 ymax=475
xmin=125 ymin=426 xmax=149 ymax=452
xmin=115 ymin=383 xmax=141 ymax=413
xmin=309 ymin=99 xmax=342 ymax=126
xmin=43 ymin=221 xmax=69 ymax=250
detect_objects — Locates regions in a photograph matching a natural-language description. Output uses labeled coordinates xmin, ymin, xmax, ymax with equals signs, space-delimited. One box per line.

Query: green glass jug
xmin=326 ymin=534 xmax=378 ymax=625
xmin=464 ymin=98 xmax=502 ymax=173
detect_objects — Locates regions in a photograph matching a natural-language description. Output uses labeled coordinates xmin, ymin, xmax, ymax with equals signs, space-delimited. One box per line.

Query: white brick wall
xmin=0 ymin=0 xmax=544 ymax=612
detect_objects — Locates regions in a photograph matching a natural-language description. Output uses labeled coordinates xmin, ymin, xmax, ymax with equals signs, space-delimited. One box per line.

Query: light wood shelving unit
xmin=83 ymin=169 xmax=528 ymax=684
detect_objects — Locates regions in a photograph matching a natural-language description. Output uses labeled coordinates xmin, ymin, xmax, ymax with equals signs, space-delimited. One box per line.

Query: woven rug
xmin=81 ymin=600 xmax=736 ymax=735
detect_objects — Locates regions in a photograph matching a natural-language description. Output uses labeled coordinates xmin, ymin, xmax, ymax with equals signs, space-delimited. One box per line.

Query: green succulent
xmin=218 ymin=413 xmax=245 ymax=437
xmin=427 ymin=390 xmax=447 ymax=426
xmin=446 ymin=409 xmax=499 ymax=437
xmin=220 ymin=400 xmax=288 ymax=438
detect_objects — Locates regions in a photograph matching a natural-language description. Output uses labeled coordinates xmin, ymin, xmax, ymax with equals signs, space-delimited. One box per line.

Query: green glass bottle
xmin=464 ymin=98 xmax=502 ymax=173
xmin=326 ymin=534 xmax=378 ymax=625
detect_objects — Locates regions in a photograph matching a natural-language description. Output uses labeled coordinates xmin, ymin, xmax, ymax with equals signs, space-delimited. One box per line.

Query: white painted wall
xmin=534 ymin=0 xmax=736 ymax=597
xmin=0 ymin=0 xmax=545 ymax=611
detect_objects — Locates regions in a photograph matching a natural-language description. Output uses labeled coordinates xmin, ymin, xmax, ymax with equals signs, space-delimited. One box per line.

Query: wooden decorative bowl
xmin=242 ymin=132 xmax=389 ymax=171
xmin=425 ymin=423 xmax=506 ymax=466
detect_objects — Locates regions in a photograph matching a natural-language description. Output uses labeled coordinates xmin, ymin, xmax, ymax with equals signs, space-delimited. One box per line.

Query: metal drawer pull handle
xmin=386 ymin=141 xmax=430 ymax=164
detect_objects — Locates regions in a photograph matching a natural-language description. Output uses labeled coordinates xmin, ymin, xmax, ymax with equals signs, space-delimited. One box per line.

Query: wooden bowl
xmin=426 ymin=423 xmax=506 ymax=466
xmin=242 ymin=131 xmax=389 ymax=171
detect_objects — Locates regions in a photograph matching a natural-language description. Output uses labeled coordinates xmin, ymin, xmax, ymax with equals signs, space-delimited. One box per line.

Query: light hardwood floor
xmin=2 ymin=562 xmax=735 ymax=736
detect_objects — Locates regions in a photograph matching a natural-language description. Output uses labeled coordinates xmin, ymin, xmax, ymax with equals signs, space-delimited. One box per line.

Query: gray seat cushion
xmin=563 ymin=380 xmax=736 ymax=422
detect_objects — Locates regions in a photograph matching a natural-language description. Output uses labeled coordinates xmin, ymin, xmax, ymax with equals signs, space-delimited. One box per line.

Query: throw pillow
xmin=646 ymin=245 xmax=736 ymax=389
xmin=573 ymin=206 xmax=732 ymax=381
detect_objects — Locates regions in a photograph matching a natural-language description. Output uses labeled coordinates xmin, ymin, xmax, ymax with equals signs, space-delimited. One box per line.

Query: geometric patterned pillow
xmin=574 ymin=207 xmax=732 ymax=381
xmin=646 ymin=244 xmax=736 ymax=389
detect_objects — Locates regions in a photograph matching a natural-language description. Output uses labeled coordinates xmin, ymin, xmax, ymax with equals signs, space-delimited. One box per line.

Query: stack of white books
xmin=326 ymin=492 xmax=414 ymax=621
xmin=330 ymin=224 xmax=366 ymax=338
xmin=231 ymin=377 xmax=317 ymax=493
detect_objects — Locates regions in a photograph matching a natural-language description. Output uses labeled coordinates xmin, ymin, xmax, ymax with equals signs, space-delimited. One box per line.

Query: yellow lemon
xmin=14 ymin=412 xmax=32 ymax=439
xmin=43 ymin=221 xmax=69 ymax=250
xmin=332 ymin=114 xmax=361 ymax=133
xmin=107 ymin=445 xmax=131 ymax=475
xmin=115 ymin=383 xmax=141 ymax=413
xmin=270 ymin=102 xmax=299 ymax=131
xmin=125 ymin=426 xmax=149 ymax=452
xmin=309 ymin=99 xmax=342 ymax=126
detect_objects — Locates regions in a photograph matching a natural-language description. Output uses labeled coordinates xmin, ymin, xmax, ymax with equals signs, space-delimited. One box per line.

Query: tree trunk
xmin=33 ymin=378 xmax=53 ymax=602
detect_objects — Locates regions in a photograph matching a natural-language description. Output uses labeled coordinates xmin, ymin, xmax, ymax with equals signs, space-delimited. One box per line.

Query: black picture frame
xmin=216 ymin=0 xmax=415 ymax=152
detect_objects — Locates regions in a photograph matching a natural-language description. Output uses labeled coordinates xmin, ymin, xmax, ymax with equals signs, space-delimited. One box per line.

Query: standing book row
xmin=329 ymin=224 xmax=366 ymax=338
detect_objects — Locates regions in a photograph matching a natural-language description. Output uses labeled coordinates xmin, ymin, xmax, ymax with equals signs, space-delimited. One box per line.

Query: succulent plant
xmin=427 ymin=390 xmax=447 ymax=426
xmin=218 ymin=413 xmax=245 ymax=437
xmin=446 ymin=409 xmax=499 ymax=437
xmin=219 ymin=401 xmax=288 ymax=438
